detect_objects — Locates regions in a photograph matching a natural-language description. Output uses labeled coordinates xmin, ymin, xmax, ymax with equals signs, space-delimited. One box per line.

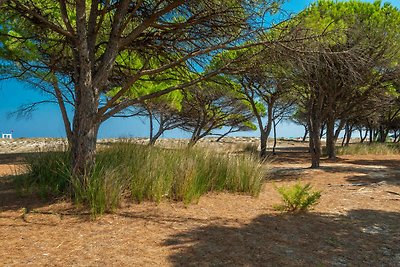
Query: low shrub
xmin=16 ymin=143 xmax=265 ymax=215
xmin=273 ymin=182 xmax=321 ymax=212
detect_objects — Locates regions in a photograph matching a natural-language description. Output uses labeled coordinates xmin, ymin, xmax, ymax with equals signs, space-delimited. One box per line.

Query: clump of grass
xmin=337 ymin=143 xmax=400 ymax=155
xmin=16 ymin=143 xmax=265 ymax=215
xmin=15 ymin=151 xmax=71 ymax=199
xmin=273 ymin=182 xmax=321 ymax=212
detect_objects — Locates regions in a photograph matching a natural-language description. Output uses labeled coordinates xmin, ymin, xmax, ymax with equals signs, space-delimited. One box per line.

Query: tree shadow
xmin=0 ymin=152 xmax=34 ymax=165
xmin=163 ymin=209 xmax=400 ymax=266
xmin=319 ymin=158 xmax=400 ymax=186
xmin=0 ymin=152 xmax=56 ymax=212
xmin=0 ymin=174 xmax=54 ymax=212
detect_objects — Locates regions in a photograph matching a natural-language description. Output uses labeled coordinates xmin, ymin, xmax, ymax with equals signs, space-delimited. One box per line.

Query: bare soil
xmin=0 ymin=138 xmax=399 ymax=266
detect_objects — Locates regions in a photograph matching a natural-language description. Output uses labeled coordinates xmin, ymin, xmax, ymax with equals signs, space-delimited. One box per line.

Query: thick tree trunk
xmin=260 ymin=131 xmax=268 ymax=158
xmin=326 ymin=113 xmax=336 ymax=159
xmin=71 ymin=1 xmax=100 ymax=183
xmin=71 ymin=112 xmax=99 ymax=182
xmin=309 ymin=124 xmax=321 ymax=168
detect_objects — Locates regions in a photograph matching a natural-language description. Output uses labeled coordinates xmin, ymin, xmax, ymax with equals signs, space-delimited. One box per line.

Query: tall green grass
xmin=336 ymin=143 xmax=400 ymax=156
xmin=16 ymin=143 xmax=265 ymax=216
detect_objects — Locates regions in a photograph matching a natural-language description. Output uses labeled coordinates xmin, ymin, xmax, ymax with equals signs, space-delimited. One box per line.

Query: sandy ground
xmin=0 ymin=138 xmax=399 ymax=266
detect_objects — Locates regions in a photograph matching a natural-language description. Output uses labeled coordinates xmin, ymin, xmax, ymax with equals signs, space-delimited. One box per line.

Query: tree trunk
xmin=326 ymin=113 xmax=336 ymax=159
xmin=308 ymin=96 xmax=323 ymax=169
xmin=259 ymin=103 xmax=273 ymax=158
xmin=302 ymin=126 xmax=308 ymax=142
xmin=71 ymin=2 xmax=100 ymax=183
xmin=359 ymin=128 xmax=364 ymax=143
xmin=361 ymin=129 xmax=368 ymax=143
xmin=148 ymin=111 xmax=154 ymax=145
xmin=345 ymin=125 xmax=353 ymax=146
xmin=272 ymin=119 xmax=277 ymax=155
xmin=71 ymin=109 xmax=99 ymax=182
xmin=342 ymin=129 xmax=347 ymax=147
xmin=320 ymin=123 xmax=326 ymax=139
xmin=379 ymin=125 xmax=386 ymax=143
xmin=260 ymin=131 xmax=268 ymax=158
xmin=309 ymin=124 xmax=321 ymax=169
xmin=369 ymin=127 xmax=373 ymax=144
xmin=334 ymin=120 xmax=345 ymax=143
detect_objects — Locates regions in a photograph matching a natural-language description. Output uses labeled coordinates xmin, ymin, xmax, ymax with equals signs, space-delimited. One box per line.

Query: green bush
xmin=16 ymin=143 xmax=265 ymax=215
xmin=273 ymin=182 xmax=321 ymax=212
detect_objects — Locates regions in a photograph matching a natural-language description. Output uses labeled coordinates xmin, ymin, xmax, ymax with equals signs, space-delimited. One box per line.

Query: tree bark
xmin=308 ymin=96 xmax=323 ymax=169
xmin=71 ymin=110 xmax=99 ymax=181
xmin=369 ymin=127 xmax=373 ymax=144
xmin=70 ymin=0 xmax=100 ymax=182
xmin=360 ymin=129 xmax=368 ymax=143
xmin=345 ymin=125 xmax=353 ymax=146
xmin=326 ymin=112 xmax=336 ymax=159
xmin=259 ymin=103 xmax=274 ymax=158
xmin=260 ymin=131 xmax=268 ymax=158
xmin=302 ymin=126 xmax=309 ymax=142
xmin=272 ymin=119 xmax=277 ymax=155
xmin=148 ymin=110 xmax=154 ymax=145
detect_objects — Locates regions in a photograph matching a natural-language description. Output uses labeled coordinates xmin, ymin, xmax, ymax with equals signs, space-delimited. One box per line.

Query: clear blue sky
xmin=1 ymin=0 xmax=399 ymax=139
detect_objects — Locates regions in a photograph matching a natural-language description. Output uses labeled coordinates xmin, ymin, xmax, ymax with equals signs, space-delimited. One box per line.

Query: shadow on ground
xmin=163 ymin=209 xmax=400 ymax=266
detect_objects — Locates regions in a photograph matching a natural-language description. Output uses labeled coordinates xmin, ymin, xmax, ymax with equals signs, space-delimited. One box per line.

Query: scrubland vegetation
xmin=16 ymin=143 xmax=264 ymax=216
xmin=1 ymin=0 xmax=400 ymax=214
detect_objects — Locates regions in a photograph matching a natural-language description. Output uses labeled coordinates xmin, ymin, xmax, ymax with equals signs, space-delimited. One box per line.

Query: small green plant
xmin=273 ymin=182 xmax=321 ymax=212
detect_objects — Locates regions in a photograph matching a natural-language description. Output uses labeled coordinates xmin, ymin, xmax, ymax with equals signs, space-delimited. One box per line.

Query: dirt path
xmin=0 ymin=148 xmax=399 ymax=266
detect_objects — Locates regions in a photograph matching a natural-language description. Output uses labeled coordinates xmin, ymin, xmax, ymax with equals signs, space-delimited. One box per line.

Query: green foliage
xmin=16 ymin=143 xmax=264 ymax=216
xmin=273 ymin=182 xmax=321 ymax=212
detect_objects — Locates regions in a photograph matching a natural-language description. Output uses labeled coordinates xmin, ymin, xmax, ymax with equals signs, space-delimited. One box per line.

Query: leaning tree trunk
xmin=260 ymin=104 xmax=274 ymax=158
xmin=361 ymin=128 xmax=368 ymax=143
xmin=302 ymin=126 xmax=309 ymax=142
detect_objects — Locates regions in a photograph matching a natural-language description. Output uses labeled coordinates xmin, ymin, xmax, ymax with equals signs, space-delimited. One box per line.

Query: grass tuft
xmin=337 ymin=143 xmax=400 ymax=155
xmin=16 ymin=143 xmax=265 ymax=215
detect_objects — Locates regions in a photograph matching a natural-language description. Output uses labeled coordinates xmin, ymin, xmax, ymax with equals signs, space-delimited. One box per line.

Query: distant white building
xmin=1 ymin=133 xmax=13 ymax=139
